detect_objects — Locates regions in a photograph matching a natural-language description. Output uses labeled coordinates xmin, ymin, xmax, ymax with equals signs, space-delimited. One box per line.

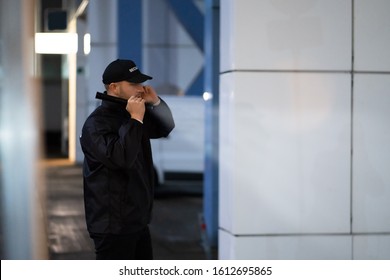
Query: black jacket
xmin=80 ymin=97 xmax=174 ymax=234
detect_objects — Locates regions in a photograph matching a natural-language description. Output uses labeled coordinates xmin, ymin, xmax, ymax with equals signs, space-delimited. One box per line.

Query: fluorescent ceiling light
xmin=35 ymin=33 xmax=78 ymax=54
xmin=84 ymin=33 xmax=91 ymax=55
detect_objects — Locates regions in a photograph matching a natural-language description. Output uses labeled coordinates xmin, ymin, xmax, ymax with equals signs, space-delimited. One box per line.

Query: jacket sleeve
xmin=144 ymin=97 xmax=175 ymax=139
xmin=80 ymin=117 xmax=143 ymax=170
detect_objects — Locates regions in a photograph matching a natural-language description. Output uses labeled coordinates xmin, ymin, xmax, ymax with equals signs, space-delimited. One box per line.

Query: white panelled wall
xmin=219 ymin=0 xmax=390 ymax=259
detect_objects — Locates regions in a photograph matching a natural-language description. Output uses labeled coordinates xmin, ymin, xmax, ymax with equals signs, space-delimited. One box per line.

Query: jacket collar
xmin=101 ymin=99 xmax=126 ymax=111
xmin=100 ymin=97 xmax=128 ymax=118
xmin=99 ymin=91 xmax=127 ymax=110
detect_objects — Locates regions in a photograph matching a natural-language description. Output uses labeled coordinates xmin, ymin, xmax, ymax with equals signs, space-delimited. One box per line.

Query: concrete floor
xmin=44 ymin=159 xmax=217 ymax=260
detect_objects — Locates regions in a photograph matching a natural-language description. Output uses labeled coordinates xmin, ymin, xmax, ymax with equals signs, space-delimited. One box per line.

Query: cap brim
xmin=126 ymin=73 xmax=153 ymax=83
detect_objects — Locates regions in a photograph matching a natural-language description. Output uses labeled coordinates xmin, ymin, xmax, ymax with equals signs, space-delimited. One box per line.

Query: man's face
xmin=111 ymin=81 xmax=144 ymax=100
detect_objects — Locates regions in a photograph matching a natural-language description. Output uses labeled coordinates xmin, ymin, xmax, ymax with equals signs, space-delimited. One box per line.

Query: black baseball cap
xmin=102 ymin=59 xmax=152 ymax=84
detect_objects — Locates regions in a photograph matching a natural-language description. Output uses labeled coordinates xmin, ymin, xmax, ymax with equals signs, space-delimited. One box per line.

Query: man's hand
xmin=126 ymin=96 xmax=145 ymax=123
xmin=142 ymin=85 xmax=159 ymax=105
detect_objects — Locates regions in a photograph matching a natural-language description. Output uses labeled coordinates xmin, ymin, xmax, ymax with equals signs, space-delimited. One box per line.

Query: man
xmin=80 ymin=59 xmax=175 ymax=259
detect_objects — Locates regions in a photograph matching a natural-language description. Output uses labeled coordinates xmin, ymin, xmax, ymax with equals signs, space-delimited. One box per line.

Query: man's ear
xmin=108 ymin=83 xmax=120 ymax=97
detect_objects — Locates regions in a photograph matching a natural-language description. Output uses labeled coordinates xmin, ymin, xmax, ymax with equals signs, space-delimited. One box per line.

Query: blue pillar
xmin=117 ymin=0 xmax=142 ymax=65
xmin=203 ymin=0 xmax=220 ymax=248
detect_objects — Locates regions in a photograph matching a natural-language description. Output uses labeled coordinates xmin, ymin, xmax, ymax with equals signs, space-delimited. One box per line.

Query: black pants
xmin=90 ymin=226 xmax=153 ymax=260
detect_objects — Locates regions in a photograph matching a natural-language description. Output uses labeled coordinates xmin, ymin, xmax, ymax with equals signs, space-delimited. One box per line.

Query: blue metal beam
xmin=166 ymin=0 xmax=205 ymax=96
xmin=117 ymin=0 xmax=142 ymax=64
xmin=166 ymin=0 xmax=204 ymax=52
xmin=186 ymin=68 xmax=204 ymax=96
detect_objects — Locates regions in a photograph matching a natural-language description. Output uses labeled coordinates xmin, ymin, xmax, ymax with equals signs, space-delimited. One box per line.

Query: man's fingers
xmin=128 ymin=96 xmax=145 ymax=103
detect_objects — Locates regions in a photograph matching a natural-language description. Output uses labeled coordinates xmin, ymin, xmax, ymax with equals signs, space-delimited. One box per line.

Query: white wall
xmin=219 ymin=0 xmax=390 ymax=259
xmin=352 ymin=0 xmax=390 ymax=260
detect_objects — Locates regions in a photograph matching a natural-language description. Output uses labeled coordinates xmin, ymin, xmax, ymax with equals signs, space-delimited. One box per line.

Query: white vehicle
xmin=151 ymin=95 xmax=205 ymax=184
